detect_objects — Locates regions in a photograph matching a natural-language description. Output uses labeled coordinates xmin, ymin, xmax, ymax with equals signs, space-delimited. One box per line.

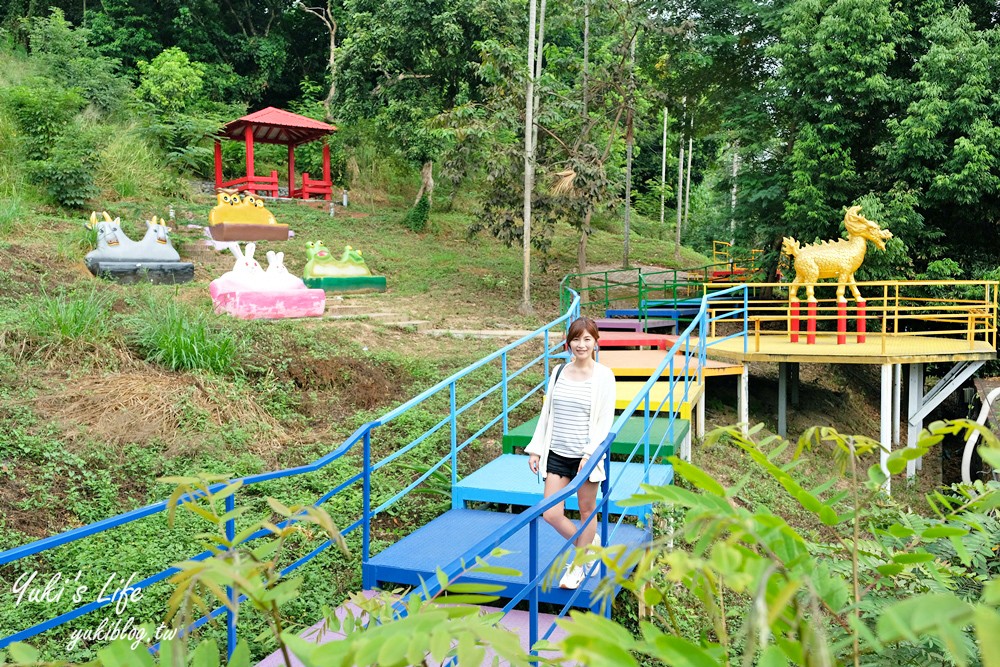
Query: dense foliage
xmin=1 ymin=0 xmax=997 ymax=273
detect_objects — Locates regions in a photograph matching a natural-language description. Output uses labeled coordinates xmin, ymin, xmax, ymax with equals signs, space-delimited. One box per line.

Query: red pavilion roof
xmin=221 ymin=107 xmax=338 ymax=146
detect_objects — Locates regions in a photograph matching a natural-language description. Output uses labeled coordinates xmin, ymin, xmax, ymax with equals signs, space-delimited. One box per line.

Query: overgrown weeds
xmin=129 ymin=298 xmax=239 ymax=373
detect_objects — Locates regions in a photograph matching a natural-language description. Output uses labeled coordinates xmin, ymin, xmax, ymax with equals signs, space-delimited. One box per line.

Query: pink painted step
xmin=211 ymin=288 xmax=326 ymax=320
xmin=255 ymin=591 xmax=572 ymax=666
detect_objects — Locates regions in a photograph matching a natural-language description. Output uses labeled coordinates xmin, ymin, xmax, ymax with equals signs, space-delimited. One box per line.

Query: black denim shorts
xmin=547 ymin=451 xmax=583 ymax=479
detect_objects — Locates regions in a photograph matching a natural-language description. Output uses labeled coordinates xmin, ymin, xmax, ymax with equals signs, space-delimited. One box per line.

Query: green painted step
xmin=305 ymin=275 xmax=387 ymax=292
xmin=501 ymin=416 xmax=688 ymax=461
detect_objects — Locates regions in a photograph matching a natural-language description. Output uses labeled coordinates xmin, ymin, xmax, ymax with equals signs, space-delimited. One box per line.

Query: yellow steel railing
xmin=702 ymin=280 xmax=999 ymax=353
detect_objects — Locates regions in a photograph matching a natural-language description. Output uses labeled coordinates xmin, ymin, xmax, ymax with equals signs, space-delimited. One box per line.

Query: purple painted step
xmin=594 ymin=317 xmax=677 ymax=333
xmin=255 ymin=591 xmax=573 ymax=666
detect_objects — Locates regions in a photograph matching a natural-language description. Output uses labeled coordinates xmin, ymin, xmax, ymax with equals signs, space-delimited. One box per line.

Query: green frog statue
xmin=302 ymin=241 xmax=387 ymax=292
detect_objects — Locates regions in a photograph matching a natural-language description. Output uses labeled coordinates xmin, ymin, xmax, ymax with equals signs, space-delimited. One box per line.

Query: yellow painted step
xmin=615 ymin=379 xmax=703 ymax=419
xmin=600 ymin=349 xmax=743 ymax=378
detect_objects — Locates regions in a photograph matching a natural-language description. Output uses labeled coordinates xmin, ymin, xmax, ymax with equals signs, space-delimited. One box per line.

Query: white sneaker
xmin=559 ymin=565 xmax=585 ymax=589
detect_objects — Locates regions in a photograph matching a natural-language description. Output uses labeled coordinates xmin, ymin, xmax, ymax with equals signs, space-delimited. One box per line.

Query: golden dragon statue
xmin=782 ymin=206 xmax=892 ymax=303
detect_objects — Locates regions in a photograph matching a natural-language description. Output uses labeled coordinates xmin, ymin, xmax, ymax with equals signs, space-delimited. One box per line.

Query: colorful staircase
xmin=361 ymin=508 xmax=647 ymax=611
xmin=3 ymin=283 xmax=750 ymax=666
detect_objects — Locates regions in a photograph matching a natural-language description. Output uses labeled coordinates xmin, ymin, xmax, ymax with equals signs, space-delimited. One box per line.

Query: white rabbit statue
xmin=264 ymin=250 xmax=306 ymax=290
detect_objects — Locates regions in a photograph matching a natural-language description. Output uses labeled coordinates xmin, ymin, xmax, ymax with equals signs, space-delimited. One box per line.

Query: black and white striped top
xmin=549 ymin=377 xmax=593 ymax=458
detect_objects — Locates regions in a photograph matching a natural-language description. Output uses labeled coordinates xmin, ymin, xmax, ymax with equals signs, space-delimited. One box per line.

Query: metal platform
xmin=501 ymin=415 xmax=688 ymax=460
xmin=706 ymin=333 xmax=996 ymax=365
xmin=453 ymin=454 xmax=674 ymax=516
xmin=363 ymin=509 xmax=648 ymax=611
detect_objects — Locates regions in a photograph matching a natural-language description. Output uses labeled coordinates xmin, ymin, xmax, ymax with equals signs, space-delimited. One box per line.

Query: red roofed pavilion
xmin=214 ymin=107 xmax=338 ymax=200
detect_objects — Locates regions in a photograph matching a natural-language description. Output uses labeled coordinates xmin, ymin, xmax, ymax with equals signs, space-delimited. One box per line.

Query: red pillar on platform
xmin=288 ymin=145 xmax=296 ymax=198
xmin=214 ymin=140 xmax=223 ymax=190
xmin=322 ymin=143 xmax=332 ymax=201
xmin=244 ymin=125 xmax=255 ymax=193
xmin=807 ymin=302 xmax=817 ymax=344
xmin=837 ymin=301 xmax=847 ymax=344
xmin=857 ymin=300 xmax=867 ymax=343
xmin=790 ymin=302 xmax=800 ymax=343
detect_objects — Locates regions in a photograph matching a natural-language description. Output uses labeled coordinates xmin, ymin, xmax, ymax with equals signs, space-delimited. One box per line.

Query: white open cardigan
xmin=524 ymin=361 xmax=617 ymax=483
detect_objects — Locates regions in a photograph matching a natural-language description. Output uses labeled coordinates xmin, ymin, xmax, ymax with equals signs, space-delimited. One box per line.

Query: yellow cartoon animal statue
xmin=782 ymin=206 xmax=892 ymax=303
xmin=208 ymin=189 xmax=289 ymax=242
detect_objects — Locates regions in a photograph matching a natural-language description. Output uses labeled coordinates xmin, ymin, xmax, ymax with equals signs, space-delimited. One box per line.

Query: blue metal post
xmin=363 ymin=429 xmax=371 ymax=562
xmin=601 ymin=447 xmax=611 ymax=617
xmin=502 ymin=353 xmax=509 ymax=434
xmin=544 ymin=330 xmax=550 ymax=378
xmin=643 ymin=399 xmax=650 ymax=480
xmin=450 ymin=382 xmax=458 ymax=496
xmin=225 ymin=492 xmax=236 ymax=659
xmin=743 ymin=287 xmax=749 ymax=354
xmin=529 ymin=517 xmax=539 ymax=663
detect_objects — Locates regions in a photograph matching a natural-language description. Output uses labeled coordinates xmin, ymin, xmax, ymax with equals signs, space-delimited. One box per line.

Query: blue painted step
xmin=363 ymin=509 xmax=648 ymax=611
xmin=453 ymin=454 xmax=673 ymax=516
xmin=502 ymin=416 xmax=689 ymax=461
xmin=606 ymin=307 xmax=699 ymax=318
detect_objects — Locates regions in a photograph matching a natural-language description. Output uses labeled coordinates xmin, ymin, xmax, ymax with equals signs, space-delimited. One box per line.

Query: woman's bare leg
xmin=541 ymin=474 xmax=579 ymax=540
xmin=575 ymin=481 xmax=599 ymax=547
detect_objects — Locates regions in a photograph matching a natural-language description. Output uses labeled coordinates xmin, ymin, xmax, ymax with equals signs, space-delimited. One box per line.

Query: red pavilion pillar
xmin=322 ymin=142 xmax=332 ymax=201
xmin=214 ymin=140 xmax=223 ymax=190
xmin=244 ymin=125 xmax=256 ymax=194
xmin=288 ymin=144 xmax=296 ymax=199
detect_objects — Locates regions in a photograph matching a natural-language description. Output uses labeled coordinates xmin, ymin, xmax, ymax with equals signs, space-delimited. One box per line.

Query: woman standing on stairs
xmin=525 ymin=316 xmax=617 ymax=590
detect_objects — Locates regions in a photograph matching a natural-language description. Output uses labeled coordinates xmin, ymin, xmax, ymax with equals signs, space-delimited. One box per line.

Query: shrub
xmin=30 ymin=131 xmax=99 ymax=208
xmin=0 ymin=80 xmax=86 ymax=159
xmin=25 ymin=8 xmax=131 ymax=113
xmin=402 ymin=193 xmax=430 ymax=232
xmin=136 ymin=47 xmax=206 ymax=113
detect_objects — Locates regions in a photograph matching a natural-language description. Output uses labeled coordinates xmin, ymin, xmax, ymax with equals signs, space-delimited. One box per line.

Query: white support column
xmin=697 ymin=392 xmax=705 ymax=440
xmin=881 ymin=363 xmax=892 ymax=494
xmin=892 ymin=364 xmax=901 ymax=450
xmin=778 ymin=362 xmax=788 ymax=438
xmin=907 ymin=363 xmax=924 ymax=477
xmin=739 ymin=365 xmax=749 ymax=436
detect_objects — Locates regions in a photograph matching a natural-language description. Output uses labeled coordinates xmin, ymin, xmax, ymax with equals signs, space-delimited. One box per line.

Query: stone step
xmin=389 ymin=320 xmax=432 ymax=331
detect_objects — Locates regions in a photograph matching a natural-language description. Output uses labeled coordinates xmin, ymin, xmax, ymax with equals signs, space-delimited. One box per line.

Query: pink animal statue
xmin=209 ymin=243 xmax=326 ymax=319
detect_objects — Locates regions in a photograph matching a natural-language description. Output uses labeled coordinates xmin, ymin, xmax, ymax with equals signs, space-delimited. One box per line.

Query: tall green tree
xmin=880 ymin=5 xmax=1000 ymax=268
xmin=336 ymin=0 xmax=521 ymax=207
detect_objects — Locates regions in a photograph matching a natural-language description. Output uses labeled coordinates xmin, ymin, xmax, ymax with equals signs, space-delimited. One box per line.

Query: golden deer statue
xmin=782 ymin=206 xmax=892 ymax=303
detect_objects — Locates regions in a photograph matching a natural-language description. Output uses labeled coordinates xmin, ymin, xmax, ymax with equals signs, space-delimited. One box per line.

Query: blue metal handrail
xmin=1 ymin=281 xmax=748 ymax=661
xmin=388 ymin=284 xmax=748 ymax=651
xmin=0 ymin=297 xmax=581 ymax=653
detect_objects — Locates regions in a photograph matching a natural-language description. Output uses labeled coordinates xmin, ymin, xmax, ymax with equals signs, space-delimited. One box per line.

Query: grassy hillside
xmin=0 ymin=184 xmax=729 ymax=658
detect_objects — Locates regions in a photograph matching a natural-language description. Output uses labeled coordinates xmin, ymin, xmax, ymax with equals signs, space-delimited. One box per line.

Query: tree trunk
xmin=531 ymin=0 xmax=547 ymax=156
xmin=521 ymin=0 xmax=539 ymax=314
xmin=300 ymin=5 xmax=339 ymax=121
xmin=659 ymin=107 xmax=668 ymax=232
xmin=730 ymin=141 xmax=740 ymax=243
xmin=579 ymin=207 xmax=592 ymax=292
xmin=414 ymin=161 xmax=434 ymax=206
xmin=684 ymin=130 xmax=693 ymax=230
xmin=623 ymin=33 xmax=635 ymax=269
xmin=323 ymin=21 xmax=338 ymax=118
xmin=675 ymin=144 xmax=684 ymax=263
xmin=582 ymin=1 xmax=589 ymax=118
